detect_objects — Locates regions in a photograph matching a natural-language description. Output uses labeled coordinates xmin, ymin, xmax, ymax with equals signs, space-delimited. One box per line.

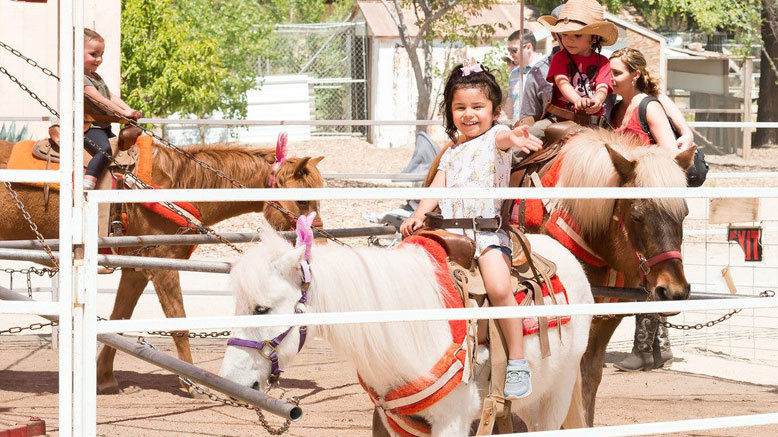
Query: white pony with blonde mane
xmin=219 ymin=226 xmax=593 ymax=436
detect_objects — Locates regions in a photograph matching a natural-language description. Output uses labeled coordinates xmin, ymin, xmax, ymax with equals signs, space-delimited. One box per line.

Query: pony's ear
xmin=604 ymin=143 xmax=635 ymax=182
xmin=309 ymin=156 xmax=324 ymax=167
xmin=293 ymin=157 xmax=312 ymax=178
xmin=674 ymin=145 xmax=696 ymax=170
xmin=273 ymin=245 xmax=306 ymax=278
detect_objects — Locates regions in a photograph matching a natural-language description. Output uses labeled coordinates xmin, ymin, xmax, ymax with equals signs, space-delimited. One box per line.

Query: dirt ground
xmin=1 ymin=336 xmax=777 ymax=436
xmin=2 ymin=137 xmax=778 ymax=435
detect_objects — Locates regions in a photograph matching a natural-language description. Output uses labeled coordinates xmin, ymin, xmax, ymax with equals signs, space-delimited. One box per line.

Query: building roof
xmin=665 ymin=46 xmax=749 ymax=60
xmin=351 ymin=0 xmax=545 ymax=39
xmin=604 ymin=12 xmax=664 ymax=42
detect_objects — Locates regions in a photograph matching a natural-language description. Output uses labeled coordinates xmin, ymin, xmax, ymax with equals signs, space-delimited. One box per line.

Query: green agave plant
xmin=0 ymin=122 xmax=29 ymax=142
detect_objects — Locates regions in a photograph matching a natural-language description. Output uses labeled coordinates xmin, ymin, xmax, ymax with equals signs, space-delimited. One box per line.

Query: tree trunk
xmin=753 ymin=1 xmax=778 ymax=147
xmin=414 ymin=40 xmax=434 ymax=134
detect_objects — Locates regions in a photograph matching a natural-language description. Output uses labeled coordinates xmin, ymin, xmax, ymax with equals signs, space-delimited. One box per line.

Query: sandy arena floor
xmin=1 ymin=336 xmax=778 ymax=436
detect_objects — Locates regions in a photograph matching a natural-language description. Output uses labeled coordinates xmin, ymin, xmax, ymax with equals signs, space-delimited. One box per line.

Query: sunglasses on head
xmin=507 ymin=47 xmax=520 ymax=54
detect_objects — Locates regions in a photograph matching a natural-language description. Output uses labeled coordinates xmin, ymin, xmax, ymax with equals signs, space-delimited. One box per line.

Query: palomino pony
xmin=0 ymin=137 xmax=325 ymax=394
xmin=219 ymin=226 xmax=593 ymax=435
xmin=519 ymin=128 xmax=694 ymax=425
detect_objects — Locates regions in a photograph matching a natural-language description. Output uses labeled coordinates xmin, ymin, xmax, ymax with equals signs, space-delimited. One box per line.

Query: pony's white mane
xmin=557 ymin=129 xmax=688 ymax=237
xmin=254 ymin=230 xmax=454 ymax=392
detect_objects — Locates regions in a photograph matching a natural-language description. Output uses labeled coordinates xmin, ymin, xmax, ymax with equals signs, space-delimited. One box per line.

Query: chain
xmin=0 ymin=40 xmax=59 ymax=79
xmin=145 ymin=329 xmax=232 ymax=339
xmin=3 ymin=182 xmax=60 ymax=268
xmin=1 ymin=266 xmax=59 ymax=277
xmin=0 ymin=66 xmax=59 ymax=116
xmin=660 ymin=309 xmax=741 ymax=330
xmin=137 ymin=337 xmax=296 ymax=435
xmin=594 ymin=290 xmax=776 ymax=328
xmin=0 ymin=266 xmax=60 ymax=335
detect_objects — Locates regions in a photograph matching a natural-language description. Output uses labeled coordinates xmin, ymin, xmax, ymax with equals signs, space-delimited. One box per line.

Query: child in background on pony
xmin=537 ymin=0 xmax=618 ymax=126
xmin=400 ymin=61 xmax=543 ymax=398
xmin=83 ymin=28 xmax=142 ymax=189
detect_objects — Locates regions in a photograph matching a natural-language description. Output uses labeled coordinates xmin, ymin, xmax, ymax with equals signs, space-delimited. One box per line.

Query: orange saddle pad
xmin=6 ymin=136 xmax=153 ymax=190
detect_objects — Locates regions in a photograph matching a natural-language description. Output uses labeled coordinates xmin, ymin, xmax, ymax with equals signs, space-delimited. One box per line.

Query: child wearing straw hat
xmin=537 ymin=0 xmax=618 ymax=126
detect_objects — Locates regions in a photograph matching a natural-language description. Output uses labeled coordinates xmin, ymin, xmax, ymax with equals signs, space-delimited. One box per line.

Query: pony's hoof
xmin=97 ymin=380 xmax=122 ymax=395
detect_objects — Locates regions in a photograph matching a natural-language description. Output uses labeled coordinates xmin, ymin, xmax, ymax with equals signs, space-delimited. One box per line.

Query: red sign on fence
xmin=727 ymin=226 xmax=763 ymax=262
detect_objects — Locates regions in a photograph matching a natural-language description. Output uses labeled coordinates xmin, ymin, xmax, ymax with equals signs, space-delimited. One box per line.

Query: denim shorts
xmin=484 ymin=244 xmax=512 ymax=258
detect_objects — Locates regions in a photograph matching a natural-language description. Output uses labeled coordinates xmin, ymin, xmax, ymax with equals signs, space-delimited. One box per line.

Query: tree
xmin=122 ymin=0 xmax=353 ymax=120
xmin=754 ymin=0 xmax=778 ymax=147
xmin=122 ymin=0 xmax=273 ymax=120
xmin=379 ymin=0 xmax=503 ymax=129
xmin=121 ymin=0 xmax=228 ymax=118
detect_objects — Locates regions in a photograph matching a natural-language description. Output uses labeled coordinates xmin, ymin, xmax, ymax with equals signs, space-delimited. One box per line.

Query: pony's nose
xmin=312 ymin=219 xmax=323 ymax=228
xmin=655 ymin=283 xmax=690 ymax=301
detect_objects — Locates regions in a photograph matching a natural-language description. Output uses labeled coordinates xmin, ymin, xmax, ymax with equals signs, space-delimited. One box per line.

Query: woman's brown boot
xmin=652 ymin=316 xmax=673 ymax=368
xmin=614 ymin=314 xmax=657 ymax=371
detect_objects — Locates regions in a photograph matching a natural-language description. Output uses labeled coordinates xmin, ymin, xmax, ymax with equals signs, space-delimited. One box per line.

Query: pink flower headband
xmin=461 ymin=58 xmax=483 ymax=76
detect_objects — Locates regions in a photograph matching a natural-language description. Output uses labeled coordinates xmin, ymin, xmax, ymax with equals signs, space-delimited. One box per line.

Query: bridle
xmin=615 ymin=210 xmax=682 ymax=288
xmin=227 ymin=261 xmax=311 ymax=385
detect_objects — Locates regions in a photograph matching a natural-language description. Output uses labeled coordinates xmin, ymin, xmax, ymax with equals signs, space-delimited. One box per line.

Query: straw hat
xmin=538 ymin=0 xmax=618 ymax=46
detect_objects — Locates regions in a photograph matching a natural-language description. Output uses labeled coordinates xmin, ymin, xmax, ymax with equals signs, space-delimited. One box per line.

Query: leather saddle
xmin=32 ymin=124 xmax=143 ymax=169
xmin=510 ymin=121 xmax=585 ymax=187
xmin=413 ymin=228 xmax=556 ymax=299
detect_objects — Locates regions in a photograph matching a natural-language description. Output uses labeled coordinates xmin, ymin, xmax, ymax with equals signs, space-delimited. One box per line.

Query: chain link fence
xmin=260 ymin=22 xmax=368 ymax=137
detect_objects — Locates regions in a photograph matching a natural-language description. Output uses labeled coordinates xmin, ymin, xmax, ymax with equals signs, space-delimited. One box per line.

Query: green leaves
xmin=121 ymin=0 xmax=271 ymax=119
xmin=121 ymin=0 xmax=356 ymax=118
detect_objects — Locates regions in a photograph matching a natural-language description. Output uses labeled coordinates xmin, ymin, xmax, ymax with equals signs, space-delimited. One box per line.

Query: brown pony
xmin=521 ymin=129 xmax=694 ymax=425
xmin=0 ymin=138 xmax=324 ymax=394
xmin=420 ymin=127 xmax=694 ymax=429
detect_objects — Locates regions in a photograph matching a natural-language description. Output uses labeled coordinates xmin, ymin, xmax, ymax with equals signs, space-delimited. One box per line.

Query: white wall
xmin=165 ymin=75 xmax=312 ymax=145
xmin=369 ymin=38 xmax=498 ymax=148
xmin=0 ymin=0 xmax=120 ymax=139
xmin=238 ymin=75 xmax=311 ymax=143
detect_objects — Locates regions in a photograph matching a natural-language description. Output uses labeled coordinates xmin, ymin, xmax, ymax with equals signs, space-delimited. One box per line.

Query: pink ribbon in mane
xmin=296 ymin=211 xmax=316 ymax=283
xmin=268 ymin=132 xmax=288 ymax=187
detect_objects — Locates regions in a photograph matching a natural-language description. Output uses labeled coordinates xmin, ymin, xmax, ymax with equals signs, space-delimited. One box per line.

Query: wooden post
xmin=742 ymin=58 xmax=754 ymax=160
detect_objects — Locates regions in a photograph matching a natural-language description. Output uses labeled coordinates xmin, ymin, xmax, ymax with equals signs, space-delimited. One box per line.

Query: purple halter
xmin=227 ymin=262 xmax=310 ymax=385
xmin=228 ymin=212 xmax=317 ymax=385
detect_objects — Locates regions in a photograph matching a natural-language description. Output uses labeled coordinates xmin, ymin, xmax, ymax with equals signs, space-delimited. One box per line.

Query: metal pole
xmin=0 ymin=286 xmax=302 ymax=422
xmin=0 ymin=248 xmax=232 ymax=273
xmin=58 ymin=0 xmax=75 ymax=434
xmin=0 ymin=225 xmax=398 ymax=249
xmin=590 ymin=286 xmax=752 ymax=301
